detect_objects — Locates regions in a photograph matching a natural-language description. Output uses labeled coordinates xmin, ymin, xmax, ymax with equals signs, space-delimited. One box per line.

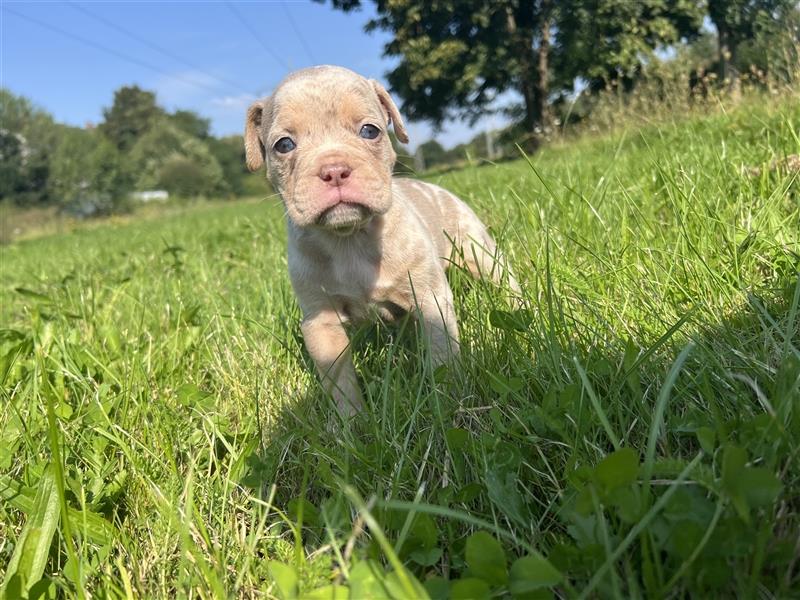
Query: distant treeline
xmin=1 ymin=87 xmax=258 ymax=213
xmin=3 ymin=0 xmax=798 ymax=210
xmin=404 ymin=25 xmax=800 ymax=171
xmin=326 ymin=0 xmax=800 ymax=156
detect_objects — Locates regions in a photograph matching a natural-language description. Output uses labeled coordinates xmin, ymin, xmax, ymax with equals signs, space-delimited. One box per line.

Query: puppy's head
xmin=245 ymin=66 xmax=409 ymax=233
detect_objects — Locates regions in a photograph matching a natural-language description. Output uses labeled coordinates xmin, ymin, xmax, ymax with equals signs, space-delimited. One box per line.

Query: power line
xmin=280 ymin=1 xmax=316 ymax=64
xmin=225 ymin=0 xmax=290 ymax=71
xmin=67 ymin=1 xmax=255 ymax=96
xmin=4 ymin=6 xmax=232 ymax=96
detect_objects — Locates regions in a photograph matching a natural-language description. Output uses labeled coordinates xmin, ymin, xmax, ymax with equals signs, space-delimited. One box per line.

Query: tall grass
xmin=559 ymin=38 xmax=800 ymax=140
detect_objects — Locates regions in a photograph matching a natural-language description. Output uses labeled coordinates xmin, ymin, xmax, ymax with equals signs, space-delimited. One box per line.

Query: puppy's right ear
xmin=244 ymin=101 xmax=265 ymax=172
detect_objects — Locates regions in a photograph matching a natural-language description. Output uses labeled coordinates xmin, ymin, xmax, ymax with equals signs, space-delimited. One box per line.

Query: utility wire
xmin=4 ymin=6 xmax=231 ymax=96
xmin=225 ymin=0 xmax=290 ymax=71
xmin=67 ymin=1 xmax=255 ymax=96
xmin=280 ymin=1 xmax=316 ymax=64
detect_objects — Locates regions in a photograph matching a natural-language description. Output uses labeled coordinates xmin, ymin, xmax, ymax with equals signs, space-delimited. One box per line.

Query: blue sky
xmin=1 ymin=1 xmax=503 ymax=149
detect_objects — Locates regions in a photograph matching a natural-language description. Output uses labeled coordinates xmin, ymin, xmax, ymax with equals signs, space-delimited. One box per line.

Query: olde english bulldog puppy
xmin=244 ymin=65 xmax=519 ymax=417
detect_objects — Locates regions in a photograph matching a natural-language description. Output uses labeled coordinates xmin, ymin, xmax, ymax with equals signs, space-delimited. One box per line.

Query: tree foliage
xmin=207 ymin=135 xmax=249 ymax=196
xmin=99 ymin=86 xmax=165 ymax=152
xmin=323 ymin=0 xmax=793 ymax=139
xmin=169 ymin=109 xmax=212 ymax=140
xmin=1 ymin=86 xmax=259 ymax=208
xmin=322 ymin=0 xmax=706 ymax=137
xmin=128 ymin=123 xmax=228 ymax=197
xmin=48 ymin=127 xmax=123 ymax=207
xmin=556 ymin=0 xmax=704 ymax=89
xmin=0 ymin=89 xmax=58 ymax=205
xmin=326 ymin=0 xmax=554 ymax=136
xmin=708 ymin=0 xmax=798 ymax=80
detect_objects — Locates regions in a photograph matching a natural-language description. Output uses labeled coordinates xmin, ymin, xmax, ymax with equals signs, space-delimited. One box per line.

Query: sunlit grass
xmin=1 ymin=96 xmax=798 ymax=598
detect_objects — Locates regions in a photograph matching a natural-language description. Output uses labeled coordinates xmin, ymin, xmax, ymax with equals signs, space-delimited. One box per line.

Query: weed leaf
xmin=301 ymin=584 xmax=348 ymax=599
xmin=595 ymin=448 xmax=639 ymax=492
xmin=509 ymin=555 xmax=563 ymax=595
xmin=465 ymin=531 xmax=508 ymax=585
xmin=267 ymin=561 xmax=299 ymax=600
xmin=450 ymin=577 xmax=491 ymax=600
xmin=423 ymin=576 xmax=449 ymax=600
xmin=489 ymin=309 xmax=532 ymax=332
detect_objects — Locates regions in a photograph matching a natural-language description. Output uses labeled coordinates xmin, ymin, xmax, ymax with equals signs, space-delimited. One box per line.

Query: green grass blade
xmin=0 ymin=467 xmax=60 ymax=597
xmin=574 ymin=357 xmax=620 ymax=450
xmin=642 ymin=343 xmax=694 ymax=492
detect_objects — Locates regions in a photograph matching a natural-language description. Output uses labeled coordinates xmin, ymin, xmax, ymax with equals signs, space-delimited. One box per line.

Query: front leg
xmin=301 ymin=309 xmax=363 ymax=417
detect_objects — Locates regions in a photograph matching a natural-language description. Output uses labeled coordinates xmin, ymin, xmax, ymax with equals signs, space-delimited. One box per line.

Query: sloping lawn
xmin=1 ymin=97 xmax=798 ymax=598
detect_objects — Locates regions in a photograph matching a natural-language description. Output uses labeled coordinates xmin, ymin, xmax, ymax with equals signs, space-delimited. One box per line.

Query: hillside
xmin=1 ymin=97 xmax=798 ymax=598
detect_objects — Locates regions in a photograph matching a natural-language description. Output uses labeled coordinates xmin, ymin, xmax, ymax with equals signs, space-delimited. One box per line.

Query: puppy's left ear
xmin=244 ymin=101 xmax=266 ymax=172
xmin=370 ymin=80 xmax=409 ymax=144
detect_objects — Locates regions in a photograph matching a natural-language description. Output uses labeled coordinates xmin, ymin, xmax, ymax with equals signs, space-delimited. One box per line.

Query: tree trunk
xmin=519 ymin=50 xmax=539 ymax=136
xmin=718 ymin=22 xmax=732 ymax=82
xmin=507 ymin=21 xmax=539 ymax=151
xmin=717 ymin=22 xmax=742 ymax=98
xmin=536 ymin=10 xmax=551 ymax=133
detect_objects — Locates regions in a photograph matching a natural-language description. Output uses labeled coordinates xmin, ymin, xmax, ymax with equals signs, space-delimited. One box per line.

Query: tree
xmin=707 ymin=0 xmax=798 ymax=82
xmin=323 ymin=0 xmax=555 ymax=142
xmin=555 ymin=0 xmax=704 ymax=92
xmin=417 ymin=139 xmax=448 ymax=169
xmin=0 ymin=130 xmax=26 ymax=201
xmin=207 ymin=135 xmax=248 ymax=195
xmin=157 ymin=156 xmax=215 ymax=197
xmin=99 ymin=86 xmax=165 ymax=152
xmin=48 ymin=127 xmax=124 ymax=208
xmin=322 ymin=0 xmax=703 ymax=146
xmin=169 ymin=109 xmax=211 ymax=139
xmin=128 ymin=123 xmax=228 ymax=197
xmin=0 ymin=89 xmax=58 ymax=205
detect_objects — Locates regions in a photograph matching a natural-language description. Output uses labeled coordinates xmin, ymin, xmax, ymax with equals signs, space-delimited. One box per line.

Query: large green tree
xmin=324 ymin=0 xmax=555 ymax=139
xmin=99 ymin=86 xmax=165 ymax=152
xmin=207 ymin=135 xmax=248 ymax=196
xmin=323 ymin=0 xmax=704 ymax=142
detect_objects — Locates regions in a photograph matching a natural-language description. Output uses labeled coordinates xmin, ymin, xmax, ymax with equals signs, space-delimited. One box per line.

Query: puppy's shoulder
xmin=391 ymin=177 xmax=462 ymax=206
xmin=392 ymin=176 xmax=447 ymax=194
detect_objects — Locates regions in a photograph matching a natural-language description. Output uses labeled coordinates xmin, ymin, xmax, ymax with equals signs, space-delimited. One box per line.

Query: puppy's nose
xmin=318 ymin=163 xmax=352 ymax=186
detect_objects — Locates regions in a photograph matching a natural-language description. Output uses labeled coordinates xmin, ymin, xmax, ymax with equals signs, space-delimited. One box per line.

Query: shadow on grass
xmin=240 ymin=271 xmax=800 ymax=596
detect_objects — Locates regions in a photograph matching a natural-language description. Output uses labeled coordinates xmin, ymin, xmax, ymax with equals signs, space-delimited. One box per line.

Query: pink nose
xmin=318 ymin=163 xmax=352 ymax=186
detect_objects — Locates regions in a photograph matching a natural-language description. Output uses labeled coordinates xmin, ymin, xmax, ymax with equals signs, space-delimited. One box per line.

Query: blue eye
xmin=359 ymin=124 xmax=381 ymax=139
xmin=274 ymin=137 xmax=296 ymax=153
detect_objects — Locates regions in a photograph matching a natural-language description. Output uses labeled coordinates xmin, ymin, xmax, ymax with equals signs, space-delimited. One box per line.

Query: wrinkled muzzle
xmin=279 ymin=143 xmax=393 ymax=232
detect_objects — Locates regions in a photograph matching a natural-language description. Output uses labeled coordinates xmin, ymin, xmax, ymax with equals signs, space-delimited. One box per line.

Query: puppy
xmin=244 ymin=65 xmax=519 ymax=416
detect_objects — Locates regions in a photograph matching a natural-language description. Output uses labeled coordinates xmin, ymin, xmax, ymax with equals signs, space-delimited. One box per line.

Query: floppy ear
xmin=244 ymin=101 xmax=265 ymax=172
xmin=370 ymin=80 xmax=409 ymax=144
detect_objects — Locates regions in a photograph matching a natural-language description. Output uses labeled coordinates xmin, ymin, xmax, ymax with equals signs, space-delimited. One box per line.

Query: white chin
xmin=317 ymin=203 xmax=371 ymax=231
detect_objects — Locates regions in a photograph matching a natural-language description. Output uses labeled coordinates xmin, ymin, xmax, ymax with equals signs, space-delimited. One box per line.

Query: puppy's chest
xmin=321 ymin=248 xmax=408 ymax=319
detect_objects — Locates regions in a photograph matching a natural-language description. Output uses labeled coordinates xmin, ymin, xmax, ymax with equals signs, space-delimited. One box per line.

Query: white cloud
xmin=211 ymin=93 xmax=257 ymax=110
xmin=151 ymin=70 xmax=224 ymax=107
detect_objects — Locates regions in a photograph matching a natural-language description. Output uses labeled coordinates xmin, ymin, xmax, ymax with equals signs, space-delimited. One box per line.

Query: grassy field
xmin=1 ymin=96 xmax=799 ymax=599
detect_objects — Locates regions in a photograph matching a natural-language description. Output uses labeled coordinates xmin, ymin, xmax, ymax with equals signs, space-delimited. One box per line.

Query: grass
xmin=1 ymin=95 xmax=799 ymax=599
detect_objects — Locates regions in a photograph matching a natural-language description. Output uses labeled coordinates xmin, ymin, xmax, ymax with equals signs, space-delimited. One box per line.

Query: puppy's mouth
xmin=316 ymin=200 xmax=372 ymax=232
